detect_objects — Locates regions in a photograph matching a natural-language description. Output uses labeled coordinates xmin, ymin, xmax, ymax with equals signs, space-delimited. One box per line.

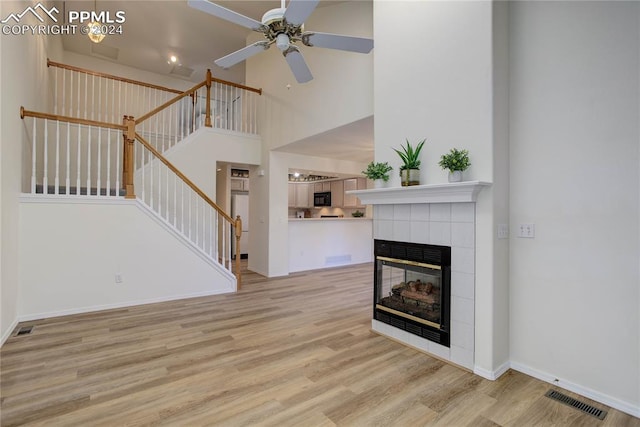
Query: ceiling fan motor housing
xmin=261 ymin=7 xmax=304 ymax=47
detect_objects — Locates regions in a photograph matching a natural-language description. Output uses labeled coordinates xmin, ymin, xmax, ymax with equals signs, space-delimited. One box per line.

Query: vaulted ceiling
xmin=57 ymin=0 xmax=372 ymax=163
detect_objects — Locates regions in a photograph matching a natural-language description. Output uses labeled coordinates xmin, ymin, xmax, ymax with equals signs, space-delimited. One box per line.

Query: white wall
xmin=0 ymin=1 xmax=64 ymax=344
xmin=245 ymin=1 xmax=373 ymax=277
xmin=373 ymin=0 xmax=509 ymax=377
xmin=509 ymin=1 xmax=639 ymax=413
xmin=164 ymin=127 xmax=261 ymax=199
xmin=289 ymin=219 xmax=373 ymax=273
xmin=62 ymin=50 xmax=195 ymax=93
xmin=246 ymin=1 xmax=373 ymax=151
xmin=19 ymin=198 xmax=234 ymax=319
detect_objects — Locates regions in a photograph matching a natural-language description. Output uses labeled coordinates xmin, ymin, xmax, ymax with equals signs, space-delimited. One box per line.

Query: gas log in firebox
xmin=374 ymin=239 xmax=451 ymax=347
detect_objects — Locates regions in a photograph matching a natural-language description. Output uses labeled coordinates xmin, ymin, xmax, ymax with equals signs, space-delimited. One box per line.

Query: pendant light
xmin=87 ymin=0 xmax=105 ymax=44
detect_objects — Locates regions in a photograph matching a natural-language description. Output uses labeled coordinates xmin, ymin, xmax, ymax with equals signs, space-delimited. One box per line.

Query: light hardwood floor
xmin=1 ymin=263 xmax=638 ymax=426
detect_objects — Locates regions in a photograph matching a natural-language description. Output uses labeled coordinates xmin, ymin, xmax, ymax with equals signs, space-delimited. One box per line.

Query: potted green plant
xmin=438 ymin=148 xmax=471 ymax=182
xmin=362 ymin=161 xmax=393 ymax=188
xmin=393 ymin=138 xmax=425 ymax=186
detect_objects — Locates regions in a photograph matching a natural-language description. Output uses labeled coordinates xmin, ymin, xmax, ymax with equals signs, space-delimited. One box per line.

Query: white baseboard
xmin=1 ymin=317 xmax=20 ymax=347
xmin=17 ymin=288 xmax=233 ymax=323
xmin=510 ymin=361 xmax=640 ymax=418
xmin=474 ymin=360 xmax=510 ymax=380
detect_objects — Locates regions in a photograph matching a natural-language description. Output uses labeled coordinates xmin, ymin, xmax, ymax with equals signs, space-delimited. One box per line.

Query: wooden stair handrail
xmin=136 ymin=81 xmax=206 ymax=125
xmin=134 ymin=132 xmax=234 ymax=224
xmin=135 ymin=132 xmax=243 ymax=289
xmin=210 ymin=76 xmax=262 ymax=95
xmin=47 ymin=58 xmax=262 ymax=96
xmin=48 ymin=59 xmax=184 ymax=95
xmin=20 ymin=106 xmax=126 ymax=131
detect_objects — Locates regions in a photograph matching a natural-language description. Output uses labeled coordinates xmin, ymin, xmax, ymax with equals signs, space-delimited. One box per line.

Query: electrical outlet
xmin=517 ymin=223 xmax=535 ymax=238
xmin=115 ymin=274 xmax=123 ymax=284
xmin=497 ymin=223 xmax=509 ymax=239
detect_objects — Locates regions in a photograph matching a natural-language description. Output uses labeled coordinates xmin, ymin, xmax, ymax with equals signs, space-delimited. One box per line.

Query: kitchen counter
xmin=288 ymin=217 xmax=371 ymax=221
xmin=288 ymin=217 xmax=373 ymax=273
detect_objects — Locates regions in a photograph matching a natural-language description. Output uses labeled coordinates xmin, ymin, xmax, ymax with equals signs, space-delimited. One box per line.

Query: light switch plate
xmin=497 ymin=224 xmax=509 ymax=239
xmin=517 ymin=223 xmax=535 ymax=238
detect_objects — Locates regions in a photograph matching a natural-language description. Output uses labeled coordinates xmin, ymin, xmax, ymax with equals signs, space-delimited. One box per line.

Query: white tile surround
xmin=372 ymin=202 xmax=476 ymax=369
xmin=350 ymin=182 xmax=490 ymax=371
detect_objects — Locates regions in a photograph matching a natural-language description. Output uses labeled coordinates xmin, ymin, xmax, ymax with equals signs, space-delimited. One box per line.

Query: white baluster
xmin=115 ymin=128 xmax=120 ymax=196
xmin=62 ymin=70 xmax=66 ymax=118
xmin=141 ymin=145 xmax=146 ymax=204
xmin=98 ymin=76 xmax=102 ymax=123
xmin=63 ymin=71 xmax=73 ymax=116
xmin=91 ymin=75 xmax=95 ymax=121
xmin=53 ymin=67 xmax=58 ymax=115
xmin=31 ymin=119 xmax=36 ymax=194
xmin=225 ymin=84 xmax=228 ymax=130
xmin=76 ymin=122 xmax=81 ymax=193
xmin=97 ymin=127 xmax=102 ymax=194
xmin=149 ymin=146 xmax=153 ymax=208
xmin=43 ymin=119 xmax=48 ymax=193
xmin=55 ymin=120 xmax=60 ymax=194
xmin=214 ymin=211 xmax=219 ymax=260
xmin=174 ymin=101 xmax=179 ymax=147
xmin=209 ymin=208 xmax=216 ymax=258
xmin=181 ymin=181 xmax=185 ymax=233
xmin=165 ymin=164 xmax=169 ymax=220
xmin=201 ymin=202 xmax=206 ymax=250
xmin=173 ymin=172 xmax=177 ymax=227
xmin=87 ymin=126 xmax=92 ymax=194
xmin=222 ymin=217 xmax=226 ymax=268
xmin=158 ymin=153 xmax=162 ymax=215
xmin=188 ymin=190 xmax=192 ymax=239
xmin=106 ymin=128 xmax=111 ymax=196
xmin=195 ymin=197 xmax=199 ymax=247
xmin=84 ymin=73 xmax=88 ymax=119
xmin=66 ymin=122 xmax=70 ymax=194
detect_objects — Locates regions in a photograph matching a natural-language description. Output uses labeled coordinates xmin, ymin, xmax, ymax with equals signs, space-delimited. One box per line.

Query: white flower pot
xmin=448 ymin=170 xmax=463 ymax=183
xmin=400 ymin=169 xmax=420 ymax=186
xmin=374 ymin=179 xmax=386 ymax=189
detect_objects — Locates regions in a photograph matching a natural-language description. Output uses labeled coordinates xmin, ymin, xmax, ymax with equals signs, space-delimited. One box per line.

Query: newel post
xmin=122 ymin=115 xmax=136 ymax=199
xmin=235 ymin=215 xmax=242 ymax=289
xmin=205 ymin=69 xmax=212 ymax=128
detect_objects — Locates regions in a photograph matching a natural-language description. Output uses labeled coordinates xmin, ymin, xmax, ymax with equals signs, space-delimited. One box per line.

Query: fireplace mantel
xmin=348 ymin=181 xmax=491 ymax=205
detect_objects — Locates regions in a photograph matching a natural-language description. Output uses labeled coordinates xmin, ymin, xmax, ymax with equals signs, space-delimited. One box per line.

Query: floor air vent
xmin=545 ymin=389 xmax=607 ymax=420
xmin=15 ymin=326 xmax=34 ymax=336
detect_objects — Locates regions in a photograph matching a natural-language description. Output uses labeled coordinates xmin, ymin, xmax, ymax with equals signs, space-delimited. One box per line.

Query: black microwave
xmin=314 ymin=191 xmax=331 ymax=207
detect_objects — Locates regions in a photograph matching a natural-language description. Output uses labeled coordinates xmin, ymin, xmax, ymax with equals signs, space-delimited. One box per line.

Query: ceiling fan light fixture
xmin=276 ymin=33 xmax=290 ymax=51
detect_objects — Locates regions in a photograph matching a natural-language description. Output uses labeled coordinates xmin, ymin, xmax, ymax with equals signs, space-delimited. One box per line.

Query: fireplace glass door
xmin=376 ymin=257 xmax=443 ymax=329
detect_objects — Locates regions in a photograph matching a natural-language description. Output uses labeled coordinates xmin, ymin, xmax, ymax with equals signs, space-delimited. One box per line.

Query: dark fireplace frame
xmin=373 ymin=239 xmax=451 ymax=347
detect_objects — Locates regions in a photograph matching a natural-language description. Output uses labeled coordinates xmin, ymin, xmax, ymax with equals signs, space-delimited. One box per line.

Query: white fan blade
xmin=215 ymin=41 xmax=270 ymax=69
xmin=188 ymin=0 xmax=265 ymax=32
xmin=283 ymin=0 xmax=319 ymax=26
xmin=302 ymin=32 xmax=374 ymax=53
xmin=283 ymin=46 xmax=313 ymax=83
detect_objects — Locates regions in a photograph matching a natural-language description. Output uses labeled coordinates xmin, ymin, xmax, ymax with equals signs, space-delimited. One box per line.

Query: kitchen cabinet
xmin=343 ymin=178 xmax=366 ymax=207
xmin=231 ymin=178 xmax=249 ymax=192
xmin=289 ymin=183 xmax=311 ymax=208
xmin=295 ymin=183 xmax=310 ymax=208
xmin=314 ymin=182 xmax=331 ymax=193
xmin=330 ymin=180 xmax=344 ymax=207
xmin=288 ymin=183 xmax=296 ymax=208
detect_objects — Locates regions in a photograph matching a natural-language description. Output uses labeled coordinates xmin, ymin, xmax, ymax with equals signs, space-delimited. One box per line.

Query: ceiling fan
xmin=188 ymin=0 xmax=374 ymax=83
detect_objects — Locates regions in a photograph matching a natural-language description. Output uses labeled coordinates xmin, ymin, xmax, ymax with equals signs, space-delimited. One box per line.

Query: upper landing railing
xmin=47 ymin=59 xmax=262 ymax=138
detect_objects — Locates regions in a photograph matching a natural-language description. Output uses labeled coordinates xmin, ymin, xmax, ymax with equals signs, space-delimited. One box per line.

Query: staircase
xmin=20 ymin=60 xmax=263 ymax=292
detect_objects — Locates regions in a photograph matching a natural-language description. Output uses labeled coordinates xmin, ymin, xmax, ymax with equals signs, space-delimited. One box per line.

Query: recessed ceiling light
xmin=170 ymin=55 xmax=178 ymax=63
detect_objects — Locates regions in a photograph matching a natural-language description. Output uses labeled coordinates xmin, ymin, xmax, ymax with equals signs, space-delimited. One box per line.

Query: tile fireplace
xmin=374 ymin=239 xmax=451 ymax=347
xmin=349 ymin=181 xmax=490 ymax=370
